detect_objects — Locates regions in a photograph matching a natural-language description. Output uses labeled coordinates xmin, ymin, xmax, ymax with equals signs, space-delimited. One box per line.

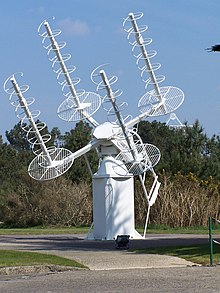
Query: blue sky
xmin=1 ymin=0 xmax=220 ymax=142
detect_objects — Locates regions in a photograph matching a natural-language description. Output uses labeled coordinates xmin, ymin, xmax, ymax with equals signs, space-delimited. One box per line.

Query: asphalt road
xmin=0 ymin=233 xmax=219 ymax=292
xmin=1 ymin=266 xmax=220 ymax=293
xmin=0 ymin=233 xmax=215 ymax=251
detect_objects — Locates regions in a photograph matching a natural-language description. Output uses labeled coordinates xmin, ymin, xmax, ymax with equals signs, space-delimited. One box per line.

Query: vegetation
xmin=0 ymin=226 xmax=90 ymax=235
xmin=0 ymin=250 xmax=87 ymax=268
xmin=145 ymin=224 xmax=220 ymax=234
xmin=133 ymin=243 xmax=220 ymax=266
xmin=0 ymin=225 xmax=219 ymax=235
xmin=0 ymin=119 xmax=220 ymax=228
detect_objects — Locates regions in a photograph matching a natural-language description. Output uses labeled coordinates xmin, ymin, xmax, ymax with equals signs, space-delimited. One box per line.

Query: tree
xmin=137 ymin=119 xmax=220 ymax=181
xmin=137 ymin=120 xmax=185 ymax=173
xmin=6 ymin=122 xmax=31 ymax=151
xmin=0 ymin=142 xmax=28 ymax=214
xmin=63 ymin=121 xmax=98 ymax=183
xmin=50 ymin=127 xmax=63 ymax=147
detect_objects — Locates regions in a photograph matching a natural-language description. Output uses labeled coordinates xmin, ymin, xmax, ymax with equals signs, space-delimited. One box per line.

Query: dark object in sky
xmin=206 ymin=45 xmax=220 ymax=52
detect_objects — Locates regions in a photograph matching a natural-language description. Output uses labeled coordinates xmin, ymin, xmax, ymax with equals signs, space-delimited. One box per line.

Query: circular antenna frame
xmin=28 ymin=147 xmax=74 ymax=181
xmin=138 ymin=86 xmax=184 ymax=117
xmin=115 ymin=143 xmax=161 ymax=176
xmin=57 ymin=91 xmax=102 ymax=122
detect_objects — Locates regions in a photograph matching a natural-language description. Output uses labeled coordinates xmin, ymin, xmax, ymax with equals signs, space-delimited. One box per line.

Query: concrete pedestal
xmin=87 ymin=156 xmax=142 ymax=240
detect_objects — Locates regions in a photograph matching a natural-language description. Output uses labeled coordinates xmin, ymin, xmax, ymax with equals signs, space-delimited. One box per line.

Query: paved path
xmin=0 ymin=233 xmax=215 ymax=270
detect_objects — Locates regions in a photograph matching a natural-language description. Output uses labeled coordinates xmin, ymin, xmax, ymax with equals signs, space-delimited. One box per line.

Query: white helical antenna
xmin=91 ymin=67 xmax=161 ymax=176
xmin=91 ymin=66 xmax=161 ymax=237
xmin=38 ymin=17 xmax=101 ymax=127
xmin=123 ymin=12 xmax=184 ymax=117
xmin=91 ymin=64 xmax=132 ymax=126
xmin=3 ymin=73 xmax=74 ymax=181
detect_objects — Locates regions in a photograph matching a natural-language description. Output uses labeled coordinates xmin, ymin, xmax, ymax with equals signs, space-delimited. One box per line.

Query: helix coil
xmin=38 ymin=17 xmax=80 ymax=96
xmin=38 ymin=18 xmax=101 ymax=126
xmin=91 ymin=65 xmax=132 ymax=125
xmin=4 ymin=73 xmax=52 ymax=156
xmin=123 ymin=12 xmax=165 ymax=92
xmin=123 ymin=12 xmax=184 ymax=117
xmin=3 ymin=73 xmax=74 ymax=181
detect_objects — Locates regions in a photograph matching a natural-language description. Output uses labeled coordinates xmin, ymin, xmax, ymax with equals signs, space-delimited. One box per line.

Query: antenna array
xmin=3 ymin=11 xmax=185 ymax=240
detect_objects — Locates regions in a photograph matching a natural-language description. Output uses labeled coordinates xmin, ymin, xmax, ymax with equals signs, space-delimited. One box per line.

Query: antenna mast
xmin=10 ymin=75 xmax=53 ymax=165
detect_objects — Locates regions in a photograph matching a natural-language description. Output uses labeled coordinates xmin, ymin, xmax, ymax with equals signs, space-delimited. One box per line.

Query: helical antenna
xmin=123 ymin=12 xmax=184 ymax=117
xmin=38 ymin=18 xmax=101 ymax=127
xmin=4 ymin=73 xmax=74 ymax=181
xmin=91 ymin=68 xmax=161 ymax=176
xmin=91 ymin=64 xmax=132 ymax=125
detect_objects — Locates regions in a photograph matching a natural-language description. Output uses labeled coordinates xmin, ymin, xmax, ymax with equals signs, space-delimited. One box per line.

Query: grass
xmin=133 ymin=243 xmax=220 ymax=266
xmin=139 ymin=224 xmax=220 ymax=235
xmin=0 ymin=225 xmax=219 ymax=235
xmin=0 ymin=226 xmax=90 ymax=235
xmin=0 ymin=250 xmax=87 ymax=268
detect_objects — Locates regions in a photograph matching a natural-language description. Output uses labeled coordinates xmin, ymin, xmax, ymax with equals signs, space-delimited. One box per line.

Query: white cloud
xmin=59 ymin=18 xmax=90 ymax=36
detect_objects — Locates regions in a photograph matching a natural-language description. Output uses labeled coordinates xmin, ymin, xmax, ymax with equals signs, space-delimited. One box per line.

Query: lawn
xmin=0 ymin=250 xmax=87 ymax=268
xmin=143 ymin=224 xmax=220 ymax=235
xmin=0 ymin=226 xmax=89 ymax=235
xmin=0 ymin=225 xmax=219 ymax=235
xmin=133 ymin=243 xmax=220 ymax=266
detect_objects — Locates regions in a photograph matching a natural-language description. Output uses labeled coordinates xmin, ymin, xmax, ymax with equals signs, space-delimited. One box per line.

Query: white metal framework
xmin=4 ymin=12 xmax=184 ymax=240
xmin=166 ymin=113 xmax=184 ymax=128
